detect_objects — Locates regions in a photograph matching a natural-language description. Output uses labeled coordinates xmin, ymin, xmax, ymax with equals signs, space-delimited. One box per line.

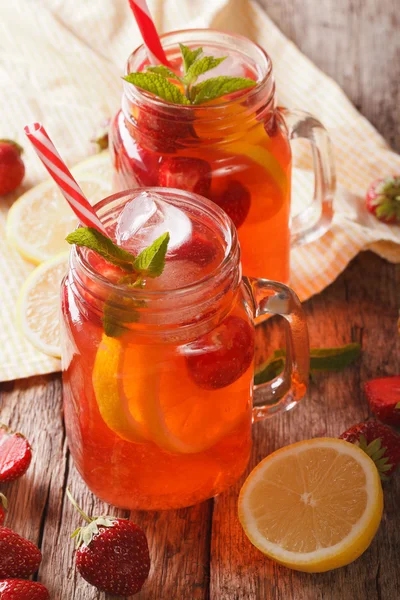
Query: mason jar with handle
xmin=61 ymin=187 xmax=310 ymax=510
xmin=109 ymin=29 xmax=335 ymax=284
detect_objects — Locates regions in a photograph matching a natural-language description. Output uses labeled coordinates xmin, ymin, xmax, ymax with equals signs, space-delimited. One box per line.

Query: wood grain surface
xmin=1 ymin=252 xmax=399 ymax=600
xmin=260 ymin=0 xmax=400 ymax=152
xmin=2 ymin=1 xmax=400 ymax=599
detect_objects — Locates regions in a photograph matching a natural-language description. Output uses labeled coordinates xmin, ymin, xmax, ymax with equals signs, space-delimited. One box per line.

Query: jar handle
xmin=280 ymin=108 xmax=336 ymax=246
xmin=244 ymin=277 xmax=310 ymax=421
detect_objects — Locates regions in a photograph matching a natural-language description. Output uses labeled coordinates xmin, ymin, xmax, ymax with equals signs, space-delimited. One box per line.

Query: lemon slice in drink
xmin=92 ymin=335 xmax=151 ymax=444
xmin=238 ymin=438 xmax=383 ymax=573
xmin=93 ymin=336 xmax=249 ymax=453
xmin=17 ymin=252 xmax=69 ymax=357
xmin=7 ymin=151 xmax=112 ymax=264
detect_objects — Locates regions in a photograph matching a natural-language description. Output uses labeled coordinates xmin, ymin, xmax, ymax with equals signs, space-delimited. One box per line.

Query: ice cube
xmin=116 ymin=191 xmax=192 ymax=252
xmin=196 ymin=49 xmax=247 ymax=83
xmin=116 ymin=191 xmax=157 ymax=243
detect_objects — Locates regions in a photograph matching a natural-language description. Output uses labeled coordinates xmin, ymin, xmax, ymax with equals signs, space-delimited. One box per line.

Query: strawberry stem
xmin=0 ymin=493 xmax=7 ymax=510
xmin=66 ymin=488 xmax=92 ymax=524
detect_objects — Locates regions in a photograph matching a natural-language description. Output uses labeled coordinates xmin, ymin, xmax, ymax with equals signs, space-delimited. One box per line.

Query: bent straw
xmin=24 ymin=123 xmax=107 ymax=235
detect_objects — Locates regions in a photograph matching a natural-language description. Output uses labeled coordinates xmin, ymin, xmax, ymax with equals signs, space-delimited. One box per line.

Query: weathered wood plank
xmin=210 ymin=252 xmax=400 ymax=600
xmin=257 ymin=0 xmax=400 ymax=152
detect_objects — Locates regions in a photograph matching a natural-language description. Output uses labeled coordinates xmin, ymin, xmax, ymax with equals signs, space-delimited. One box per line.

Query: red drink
xmin=61 ymin=189 xmax=310 ymax=510
xmin=110 ymin=30 xmax=334 ymax=284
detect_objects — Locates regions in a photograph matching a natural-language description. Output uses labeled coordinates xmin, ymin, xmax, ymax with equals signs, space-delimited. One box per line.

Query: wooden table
xmin=2 ymin=1 xmax=400 ymax=598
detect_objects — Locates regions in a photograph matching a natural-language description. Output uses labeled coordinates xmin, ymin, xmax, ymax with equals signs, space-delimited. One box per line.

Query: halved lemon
xmin=238 ymin=438 xmax=383 ymax=573
xmin=7 ymin=152 xmax=112 ymax=264
xmin=17 ymin=252 xmax=69 ymax=357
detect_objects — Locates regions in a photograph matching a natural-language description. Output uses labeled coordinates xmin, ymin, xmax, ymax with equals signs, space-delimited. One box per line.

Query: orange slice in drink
xmin=238 ymin=438 xmax=383 ymax=572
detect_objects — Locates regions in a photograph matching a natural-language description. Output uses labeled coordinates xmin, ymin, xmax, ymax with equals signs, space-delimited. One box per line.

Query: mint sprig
xmin=124 ymin=43 xmax=256 ymax=105
xmin=66 ymin=227 xmax=170 ymax=337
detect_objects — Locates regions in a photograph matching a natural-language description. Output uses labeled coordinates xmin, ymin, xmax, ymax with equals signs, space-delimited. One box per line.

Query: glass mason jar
xmin=109 ymin=29 xmax=335 ymax=284
xmin=61 ymin=188 xmax=309 ymax=511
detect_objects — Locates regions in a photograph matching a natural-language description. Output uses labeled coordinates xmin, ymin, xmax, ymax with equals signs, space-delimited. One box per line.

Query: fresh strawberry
xmin=159 ymin=157 xmax=212 ymax=197
xmin=0 ymin=425 xmax=32 ymax=483
xmin=170 ymin=230 xmax=217 ymax=267
xmin=364 ymin=376 xmax=400 ymax=426
xmin=0 ymin=495 xmax=7 ymax=526
xmin=365 ymin=176 xmax=400 ymax=223
xmin=0 ymin=580 xmax=50 ymax=600
xmin=0 ymin=140 xmax=25 ymax=195
xmin=68 ymin=491 xmax=150 ymax=596
xmin=339 ymin=420 xmax=400 ymax=480
xmin=135 ymin=107 xmax=195 ymax=154
xmin=0 ymin=528 xmax=42 ymax=578
xmin=186 ymin=315 xmax=254 ymax=389
xmin=212 ymin=180 xmax=251 ymax=228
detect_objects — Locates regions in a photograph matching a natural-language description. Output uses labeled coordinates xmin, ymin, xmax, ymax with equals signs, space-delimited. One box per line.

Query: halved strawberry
xmin=364 ymin=376 xmax=400 ymax=427
xmin=0 ymin=494 xmax=7 ymax=526
xmin=212 ymin=180 xmax=251 ymax=228
xmin=169 ymin=230 xmax=217 ymax=267
xmin=186 ymin=315 xmax=254 ymax=389
xmin=339 ymin=420 xmax=400 ymax=479
xmin=0 ymin=425 xmax=32 ymax=483
xmin=159 ymin=157 xmax=212 ymax=197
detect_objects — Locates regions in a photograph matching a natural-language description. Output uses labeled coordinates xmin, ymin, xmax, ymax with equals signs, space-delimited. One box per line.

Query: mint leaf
xmin=146 ymin=65 xmax=182 ymax=81
xmin=254 ymin=343 xmax=362 ymax=386
xmin=180 ymin=43 xmax=203 ymax=72
xmin=103 ymin=295 xmax=142 ymax=338
xmin=192 ymin=76 xmax=256 ymax=105
xmin=184 ymin=56 xmax=226 ymax=85
xmin=123 ymin=73 xmax=190 ymax=105
xmin=66 ymin=227 xmax=136 ymax=271
xmin=133 ymin=232 xmax=170 ymax=277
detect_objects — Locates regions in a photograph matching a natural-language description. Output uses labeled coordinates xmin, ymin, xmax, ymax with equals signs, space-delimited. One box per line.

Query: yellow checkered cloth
xmin=1 ymin=0 xmax=399 ymax=381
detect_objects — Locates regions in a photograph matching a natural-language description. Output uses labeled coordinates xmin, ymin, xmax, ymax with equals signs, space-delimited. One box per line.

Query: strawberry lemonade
xmin=61 ymin=188 xmax=309 ymax=510
xmin=110 ymin=30 xmax=335 ymax=283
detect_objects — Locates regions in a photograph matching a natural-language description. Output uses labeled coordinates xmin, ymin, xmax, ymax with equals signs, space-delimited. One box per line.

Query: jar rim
xmin=123 ymin=28 xmax=273 ymax=112
xmin=72 ymin=187 xmax=241 ymax=303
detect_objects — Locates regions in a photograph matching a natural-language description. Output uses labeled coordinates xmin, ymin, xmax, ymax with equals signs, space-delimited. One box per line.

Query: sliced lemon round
xmin=7 ymin=152 xmax=112 ymax=264
xmin=17 ymin=252 xmax=69 ymax=357
xmin=92 ymin=335 xmax=151 ymax=444
xmin=238 ymin=438 xmax=383 ymax=573
xmin=92 ymin=335 xmax=249 ymax=453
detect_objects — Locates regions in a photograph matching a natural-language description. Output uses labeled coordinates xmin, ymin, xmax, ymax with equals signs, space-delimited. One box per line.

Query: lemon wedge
xmin=238 ymin=438 xmax=383 ymax=572
xmin=17 ymin=252 xmax=69 ymax=357
xmin=7 ymin=151 xmax=112 ymax=264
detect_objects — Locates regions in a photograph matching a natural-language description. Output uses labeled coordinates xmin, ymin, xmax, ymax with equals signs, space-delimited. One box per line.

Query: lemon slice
xmin=92 ymin=335 xmax=249 ymax=454
xmin=7 ymin=152 xmax=112 ymax=264
xmin=238 ymin=438 xmax=383 ymax=573
xmin=92 ymin=335 xmax=151 ymax=444
xmin=17 ymin=252 xmax=69 ymax=357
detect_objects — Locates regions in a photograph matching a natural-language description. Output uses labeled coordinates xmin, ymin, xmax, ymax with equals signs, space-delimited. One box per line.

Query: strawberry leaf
xmin=123 ymin=73 xmax=190 ymax=105
xmin=396 ymin=402 xmax=400 ymax=410
xmin=192 ymin=76 xmax=256 ymax=105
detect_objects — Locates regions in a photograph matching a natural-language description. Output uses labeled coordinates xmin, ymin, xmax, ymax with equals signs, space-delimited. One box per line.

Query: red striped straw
xmin=24 ymin=123 xmax=107 ymax=235
xmin=128 ymin=0 xmax=171 ymax=66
